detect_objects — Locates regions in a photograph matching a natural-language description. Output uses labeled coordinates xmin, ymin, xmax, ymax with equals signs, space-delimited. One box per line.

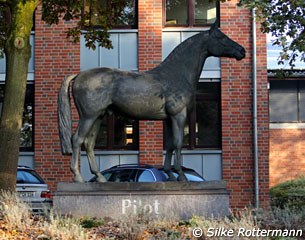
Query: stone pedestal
xmin=54 ymin=181 xmax=229 ymax=220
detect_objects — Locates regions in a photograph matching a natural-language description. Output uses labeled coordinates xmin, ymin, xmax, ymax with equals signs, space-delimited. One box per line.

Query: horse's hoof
xmin=73 ymin=175 xmax=84 ymax=183
xmin=168 ymin=175 xmax=178 ymax=181
xmin=177 ymin=175 xmax=187 ymax=182
xmin=96 ymin=175 xmax=107 ymax=183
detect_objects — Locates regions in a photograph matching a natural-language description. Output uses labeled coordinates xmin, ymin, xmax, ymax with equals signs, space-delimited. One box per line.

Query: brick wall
xmin=221 ymin=1 xmax=269 ymax=208
xmin=270 ymin=128 xmax=305 ymax=187
xmin=138 ymin=0 xmax=164 ymax=165
xmin=34 ymin=7 xmax=80 ymax=190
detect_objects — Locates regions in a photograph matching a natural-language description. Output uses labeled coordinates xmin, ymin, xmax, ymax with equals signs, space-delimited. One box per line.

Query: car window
xmin=184 ymin=173 xmax=204 ymax=181
xmin=102 ymin=172 xmax=112 ymax=181
xmin=17 ymin=170 xmax=44 ymax=184
xmin=161 ymin=170 xmax=204 ymax=182
xmin=137 ymin=170 xmax=155 ymax=182
xmin=109 ymin=169 xmax=136 ymax=182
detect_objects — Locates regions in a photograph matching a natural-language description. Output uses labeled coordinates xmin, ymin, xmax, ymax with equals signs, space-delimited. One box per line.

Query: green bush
xmin=80 ymin=218 xmax=105 ymax=229
xmin=270 ymin=176 xmax=305 ymax=209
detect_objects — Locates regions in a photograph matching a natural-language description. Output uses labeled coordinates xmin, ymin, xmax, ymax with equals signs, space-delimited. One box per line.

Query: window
xmin=17 ymin=170 xmax=44 ymax=184
xmin=165 ymin=82 xmax=221 ymax=149
xmin=83 ymin=0 xmax=138 ymax=28
xmin=95 ymin=115 xmax=139 ymax=150
xmin=137 ymin=170 xmax=155 ymax=182
xmin=269 ymin=80 xmax=305 ymax=123
xmin=164 ymin=0 xmax=219 ymax=27
xmin=0 ymin=84 xmax=34 ymax=151
xmin=108 ymin=169 xmax=137 ymax=182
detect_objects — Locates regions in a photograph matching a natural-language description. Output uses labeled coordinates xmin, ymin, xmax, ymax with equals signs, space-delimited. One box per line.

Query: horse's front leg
xmin=171 ymin=108 xmax=187 ymax=182
xmin=164 ymin=119 xmax=177 ymax=181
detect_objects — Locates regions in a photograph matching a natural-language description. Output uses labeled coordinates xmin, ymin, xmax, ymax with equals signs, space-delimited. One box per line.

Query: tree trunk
xmin=0 ymin=1 xmax=37 ymax=191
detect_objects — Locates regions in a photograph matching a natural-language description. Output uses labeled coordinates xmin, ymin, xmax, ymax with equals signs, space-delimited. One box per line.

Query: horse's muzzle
xmin=236 ymin=48 xmax=246 ymax=60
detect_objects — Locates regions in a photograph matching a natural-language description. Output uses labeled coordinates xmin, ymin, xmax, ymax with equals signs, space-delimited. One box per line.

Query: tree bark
xmin=0 ymin=1 xmax=37 ymax=191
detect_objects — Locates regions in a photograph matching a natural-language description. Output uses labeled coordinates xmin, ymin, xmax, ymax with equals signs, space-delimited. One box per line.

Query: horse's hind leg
xmin=71 ymin=117 xmax=96 ymax=182
xmin=84 ymin=117 xmax=107 ymax=182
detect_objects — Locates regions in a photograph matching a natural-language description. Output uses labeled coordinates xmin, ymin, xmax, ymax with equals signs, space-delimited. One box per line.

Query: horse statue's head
xmin=207 ymin=20 xmax=246 ymax=60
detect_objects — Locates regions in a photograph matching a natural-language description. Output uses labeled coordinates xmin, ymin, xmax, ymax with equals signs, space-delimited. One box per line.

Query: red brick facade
xmin=138 ymin=0 xmax=164 ymax=165
xmin=270 ymin=128 xmax=305 ymax=187
xmin=34 ymin=7 xmax=79 ymax=190
xmin=33 ymin=1 xmax=270 ymax=209
xmin=220 ymin=1 xmax=269 ymax=208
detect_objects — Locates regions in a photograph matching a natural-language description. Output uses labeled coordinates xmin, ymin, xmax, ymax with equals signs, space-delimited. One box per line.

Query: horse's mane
xmin=155 ymin=31 xmax=209 ymax=70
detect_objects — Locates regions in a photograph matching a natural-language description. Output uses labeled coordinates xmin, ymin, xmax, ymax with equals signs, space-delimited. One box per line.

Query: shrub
xmin=270 ymin=176 xmax=305 ymax=209
xmin=80 ymin=218 xmax=105 ymax=229
xmin=0 ymin=190 xmax=32 ymax=232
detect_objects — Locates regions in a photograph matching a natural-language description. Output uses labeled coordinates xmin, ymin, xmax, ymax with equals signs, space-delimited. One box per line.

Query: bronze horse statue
xmin=58 ymin=21 xmax=245 ymax=182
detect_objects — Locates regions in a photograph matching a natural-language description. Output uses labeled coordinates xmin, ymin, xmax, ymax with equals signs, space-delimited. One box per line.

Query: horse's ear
xmin=210 ymin=19 xmax=219 ymax=32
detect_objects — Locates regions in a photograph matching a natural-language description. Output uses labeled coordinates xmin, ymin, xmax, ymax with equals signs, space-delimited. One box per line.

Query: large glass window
xmin=0 ymin=84 xmax=34 ymax=151
xmin=165 ymin=0 xmax=218 ymax=27
xmin=83 ymin=0 xmax=138 ymax=28
xmin=165 ymin=82 xmax=221 ymax=149
xmin=95 ymin=115 xmax=139 ymax=150
xmin=269 ymin=80 xmax=305 ymax=123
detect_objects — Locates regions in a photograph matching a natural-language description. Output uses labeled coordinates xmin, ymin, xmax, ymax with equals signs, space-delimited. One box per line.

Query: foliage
xmin=270 ymin=176 xmax=305 ymax=209
xmin=0 ymin=190 xmax=32 ymax=232
xmin=0 ymin=0 xmax=131 ymax=52
xmin=80 ymin=218 xmax=105 ymax=229
xmin=238 ymin=0 xmax=305 ymax=67
xmin=0 ymin=191 xmax=90 ymax=240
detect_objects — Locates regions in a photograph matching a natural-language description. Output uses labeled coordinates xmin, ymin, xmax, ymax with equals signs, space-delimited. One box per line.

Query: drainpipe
xmin=252 ymin=8 xmax=259 ymax=208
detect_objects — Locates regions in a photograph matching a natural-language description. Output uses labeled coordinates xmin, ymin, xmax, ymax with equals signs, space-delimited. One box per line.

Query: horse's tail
xmin=58 ymin=74 xmax=78 ymax=155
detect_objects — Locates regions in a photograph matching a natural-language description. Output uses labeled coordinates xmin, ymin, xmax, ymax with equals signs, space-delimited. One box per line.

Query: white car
xmin=16 ymin=165 xmax=52 ymax=213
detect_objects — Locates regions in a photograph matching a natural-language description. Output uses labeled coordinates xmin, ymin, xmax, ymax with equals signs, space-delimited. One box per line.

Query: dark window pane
xmin=195 ymin=82 xmax=221 ymax=148
xmin=94 ymin=114 xmax=138 ymax=150
xmin=270 ymin=81 xmax=298 ymax=122
xmin=194 ymin=0 xmax=217 ymax=25
xmin=114 ymin=116 xmax=137 ymax=148
xmin=95 ymin=117 xmax=108 ymax=148
xmin=183 ymin=120 xmax=190 ymax=146
xmin=195 ymin=100 xmax=221 ymax=148
xmin=166 ymin=0 xmax=188 ymax=25
xmin=109 ymin=169 xmax=136 ymax=182
xmin=84 ymin=0 xmax=137 ymax=28
xmin=114 ymin=0 xmax=137 ymax=26
xmin=165 ymin=82 xmax=221 ymax=149
xmin=0 ymin=84 xmax=34 ymax=150
xmin=20 ymin=85 xmax=34 ymax=149
xmin=300 ymin=81 xmax=305 ymax=121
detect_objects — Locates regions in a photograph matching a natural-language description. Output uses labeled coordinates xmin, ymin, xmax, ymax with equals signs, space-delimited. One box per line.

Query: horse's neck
xmin=149 ymin=32 xmax=209 ymax=89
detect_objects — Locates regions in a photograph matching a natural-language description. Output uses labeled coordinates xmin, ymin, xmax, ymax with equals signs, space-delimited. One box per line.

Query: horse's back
xmin=72 ymin=67 xmax=167 ymax=119
xmin=112 ymin=73 xmax=167 ymax=119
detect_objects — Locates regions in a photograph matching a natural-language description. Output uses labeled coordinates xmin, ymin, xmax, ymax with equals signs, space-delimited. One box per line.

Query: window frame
xmin=93 ymin=114 xmax=139 ymax=151
xmin=82 ymin=0 xmax=138 ymax=30
xmin=0 ymin=83 xmax=34 ymax=152
xmin=163 ymin=0 xmax=220 ymax=28
xmin=164 ymin=81 xmax=222 ymax=150
xmin=269 ymin=79 xmax=305 ymax=123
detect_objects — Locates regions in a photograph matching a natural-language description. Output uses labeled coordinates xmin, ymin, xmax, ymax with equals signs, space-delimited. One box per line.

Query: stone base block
xmin=54 ymin=181 xmax=229 ymax=220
